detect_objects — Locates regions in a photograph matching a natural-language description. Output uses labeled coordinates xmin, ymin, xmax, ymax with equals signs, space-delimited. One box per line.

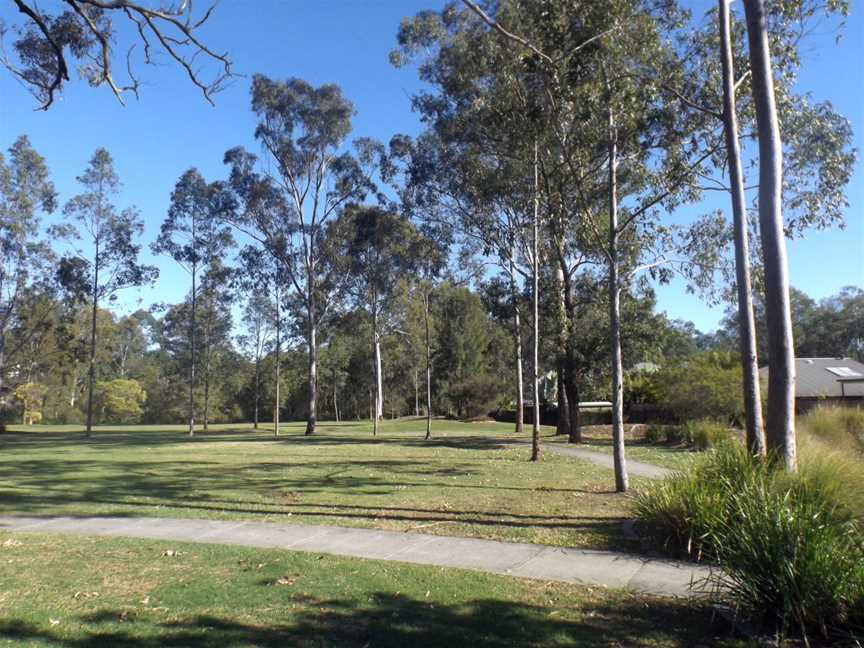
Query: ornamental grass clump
xmin=634 ymin=441 xmax=864 ymax=642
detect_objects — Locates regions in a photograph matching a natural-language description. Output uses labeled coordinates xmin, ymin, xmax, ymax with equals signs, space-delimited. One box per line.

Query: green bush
xmin=685 ymin=420 xmax=732 ymax=451
xmin=628 ymin=352 xmax=744 ymax=424
xmin=644 ymin=424 xmax=666 ymax=444
xmin=633 ymin=443 xmax=864 ymax=641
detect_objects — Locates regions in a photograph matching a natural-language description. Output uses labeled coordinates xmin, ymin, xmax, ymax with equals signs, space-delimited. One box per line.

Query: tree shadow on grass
xmin=0 ymin=592 xmax=734 ymax=647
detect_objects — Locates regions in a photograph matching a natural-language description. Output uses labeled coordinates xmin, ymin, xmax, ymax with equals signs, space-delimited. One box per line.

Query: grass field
xmin=0 ymin=419 xmax=666 ymax=551
xmin=0 ymin=530 xmax=745 ymax=647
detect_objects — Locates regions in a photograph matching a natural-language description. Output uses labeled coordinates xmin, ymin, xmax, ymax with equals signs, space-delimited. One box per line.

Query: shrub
xmin=644 ymin=424 xmax=666 ymax=444
xmin=800 ymin=405 xmax=864 ymax=452
xmin=634 ymin=442 xmax=864 ymax=642
xmin=628 ymin=352 xmax=744 ymax=425
xmin=685 ymin=420 xmax=732 ymax=451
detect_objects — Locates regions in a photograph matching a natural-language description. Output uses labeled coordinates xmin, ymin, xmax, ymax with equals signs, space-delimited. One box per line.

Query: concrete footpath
xmin=0 ymin=515 xmax=709 ymax=598
xmin=537 ymin=443 xmax=673 ymax=479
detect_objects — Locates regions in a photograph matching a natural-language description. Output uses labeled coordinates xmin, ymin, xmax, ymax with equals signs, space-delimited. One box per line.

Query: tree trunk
xmin=274 ymin=286 xmax=281 ymax=437
xmin=0 ymin=343 xmax=6 ymax=422
xmin=253 ymin=351 xmax=260 ymax=430
xmin=424 ymin=291 xmax=433 ymax=440
xmin=742 ymin=0 xmax=796 ymax=470
xmin=203 ymin=333 xmax=210 ymax=433
xmin=607 ymin=105 xmax=629 ymax=493
xmin=333 ymin=381 xmax=340 ymax=422
xmin=555 ymin=266 xmax=570 ymax=437
xmin=559 ymin=267 xmax=581 ymax=444
xmin=509 ymin=252 xmax=524 ymax=435
xmin=530 ymin=140 xmax=541 ymax=462
xmin=188 ymin=260 xmax=196 ymax=437
xmin=720 ymin=0 xmax=766 ymax=457
xmin=85 ymin=243 xmax=99 ymax=437
xmin=372 ymin=295 xmax=381 ymax=436
xmin=305 ymin=297 xmax=318 ymax=436
xmin=414 ymin=368 xmax=419 ymax=417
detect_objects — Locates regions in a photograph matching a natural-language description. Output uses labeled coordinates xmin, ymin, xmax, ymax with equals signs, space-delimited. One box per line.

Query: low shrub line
xmin=633 ymin=428 xmax=864 ymax=643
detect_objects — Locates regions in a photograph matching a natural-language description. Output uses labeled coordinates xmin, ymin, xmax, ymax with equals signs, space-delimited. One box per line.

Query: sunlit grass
xmin=0 ymin=418 xmax=648 ymax=550
xmin=0 ymin=531 xmax=744 ymax=647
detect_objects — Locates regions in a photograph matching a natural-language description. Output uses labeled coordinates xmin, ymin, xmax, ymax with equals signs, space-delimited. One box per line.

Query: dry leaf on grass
xmin=161 ymin=549 xmax=183 ymax=557
xmin=73 ymin=591 xmax=99 ymax=600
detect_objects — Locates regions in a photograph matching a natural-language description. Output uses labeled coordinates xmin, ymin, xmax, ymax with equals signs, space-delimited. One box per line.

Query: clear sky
xmin=0 ymin=0 xmax=861 ymax=333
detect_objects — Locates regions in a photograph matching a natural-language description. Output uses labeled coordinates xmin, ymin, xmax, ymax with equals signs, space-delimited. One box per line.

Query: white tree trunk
xmin=530 ymin=140 xmax=541 ymax=462
xmin=742 ymin=0 xmax=796 ymax=470
xmin=607 ymin=105 xmax=629 ymax=493
xmin=719 ymin=0 xmax=765 ymax=457
xmin=509 ymin=252 xmax=525 ymax=435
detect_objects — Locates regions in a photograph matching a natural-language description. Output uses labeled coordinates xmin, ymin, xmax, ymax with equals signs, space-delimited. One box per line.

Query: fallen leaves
xmin=73 ymin=591 xmax=99 ymax=600
xmin=274 ymin=574 xmax=298 ymax=586
xmin=1 ymin=539 xmax=22 ymax=548
xmin=161 ymin=549 xmax=184 ymax=557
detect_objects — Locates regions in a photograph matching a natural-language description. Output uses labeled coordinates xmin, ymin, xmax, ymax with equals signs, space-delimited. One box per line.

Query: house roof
xmin=760 ymin=357 xmax=864 ymax=399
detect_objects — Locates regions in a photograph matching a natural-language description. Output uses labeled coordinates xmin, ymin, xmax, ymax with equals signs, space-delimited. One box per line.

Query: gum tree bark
xmin=306 ymin=298 xmax=318 ymax=436
xmin=530 ymin=140 xmax=541 ymax=462
xmin=508 ymin=251 xmax=525 ymax=435
xmin=274 ymin=283 xmax=281 ymax=438
xmin=719 ymin=0 xmax=766 ymax=457
xmin=607 ymin=103 xmax=629 ymax=493
xmin=742 ymin=0 xmax=796 ymax=470
xmin=84 ymin=239 xmax=99 ymax=438
xmin=188 ymin=254 xmax=196 ymax=437
xmin=555 ymin=266 xmax=570 ymax=437
xmin=423 ymin=290 xmax=433 ymax=440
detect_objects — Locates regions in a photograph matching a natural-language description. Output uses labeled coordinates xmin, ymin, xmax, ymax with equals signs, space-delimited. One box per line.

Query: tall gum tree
xmin=331 ymin=206 xmax=426 ymax=436
xmin=223 ymin=76 xmax=375 ymax=435
xmin=151 ymin=168 xmax=233 ymax=437
xmin=56 ymin=148 xmax=157 ymax=436
xmin=0 ymin=136 xmax=56 ymax=419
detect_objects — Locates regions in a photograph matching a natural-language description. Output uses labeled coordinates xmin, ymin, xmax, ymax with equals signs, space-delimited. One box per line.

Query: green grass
xmin=542 ymin=425 xmax=696 ymax=471
xmin=0 ymin=419 xmax=649 ymax=551
xmin=0 ymin=530 xmax=746 ymax=647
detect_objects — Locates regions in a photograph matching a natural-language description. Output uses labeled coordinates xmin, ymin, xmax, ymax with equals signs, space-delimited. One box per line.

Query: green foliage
xmin=686 ymin=420 xmax=733 ymax=451
xmin=93 ymin=379 xmax=146 ymax=424
xmin=629 ymin=352 xmax=744 ymax=424
xmin=13 ymin=382 xmax=46 ymax=424
xmin=634 ymin=442 xmax=864 ymax=641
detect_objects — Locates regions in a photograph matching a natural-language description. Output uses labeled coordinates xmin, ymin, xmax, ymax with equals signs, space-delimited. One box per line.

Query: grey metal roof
xmin=760 ymin=358 xmax=864 ymax=398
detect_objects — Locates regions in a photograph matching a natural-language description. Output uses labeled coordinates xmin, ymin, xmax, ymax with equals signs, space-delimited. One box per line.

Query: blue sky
xmin=0 ymin=0 xmax=861 ymax=333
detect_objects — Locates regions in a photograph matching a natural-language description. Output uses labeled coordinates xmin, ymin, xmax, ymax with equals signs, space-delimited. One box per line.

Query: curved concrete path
xmin=538 ymin=443 xmax=673 ymax=479
xmin=0 ymin=515 xmax=709 ymax=598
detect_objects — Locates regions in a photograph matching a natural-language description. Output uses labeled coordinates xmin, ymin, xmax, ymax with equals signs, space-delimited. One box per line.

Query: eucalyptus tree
xmin=235 ymin=246 xmax=277 ymax=432
xmin=456 ymin=0 xmax=728 ymax=489
xmin=57 ymin=148 xmax=157 ymax=436
xmin=738 ymin=0 xmax=855 ymax=470
xmin=0 ymin=135 xmax=56 ymax=417
xmin=151 ymin=168 xmax=233 ymax=436
xmin=196 ymin=259 xmax=233 ymax=432
xmin=3 ymin=0 xmax=233 ymax=109
xmin=223 ymin=75 xmax=375 ymax=435
xmin=331 ymin=206 xmax=424 ymax=435
xmin=667 ymin=0 xmax=855 ymax=460
xmin=392 ymin=10 xmax=548 ymax=449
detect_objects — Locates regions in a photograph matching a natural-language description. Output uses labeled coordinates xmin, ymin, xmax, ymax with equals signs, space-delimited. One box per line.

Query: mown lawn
xmin=0 ymin=419 xmax=651 ymax=550
xmin=0 ymin=531 xmax=745 ymax=647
